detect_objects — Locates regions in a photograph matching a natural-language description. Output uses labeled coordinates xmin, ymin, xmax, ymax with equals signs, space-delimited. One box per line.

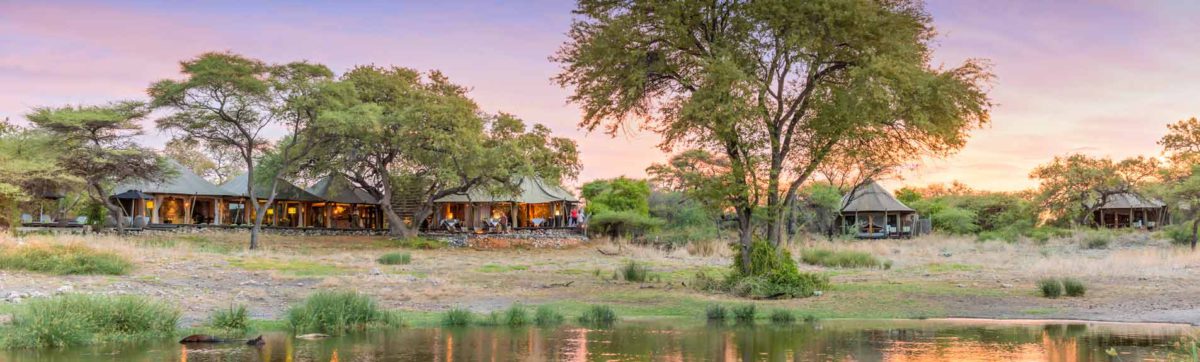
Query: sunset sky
xmin=1 ymin=1 xmax=1197 ymax=191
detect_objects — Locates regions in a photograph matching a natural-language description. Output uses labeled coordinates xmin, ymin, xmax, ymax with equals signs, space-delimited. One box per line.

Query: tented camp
xmin=219 ymin=174 xmax=324 ymax=228
xmin=305 ymin=175 xmax=386 ymax=229
xmin=839 ymin=181 xmax=919 ymax=239
xmin=432 ymin=176 xmax=579 ymax=232
xmin=112 ymin=159 xmax=239 ymax=227
xmin=1092 ymin=192 xmax=1169 ymax=230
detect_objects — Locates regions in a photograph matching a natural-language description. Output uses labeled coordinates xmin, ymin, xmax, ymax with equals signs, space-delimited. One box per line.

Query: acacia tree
xmin=314 ymin=66 xmax=580 ymax=237
xmin=555 ymin=0 xmax=991 ymax=270
xmin=164 ymin=138 xmax=238 ymax=183
xmin=1029 ymin=154 xmax=1160 ymax=226
xmin=150 ymin=52 xmax=335 ymax=249
xmin=25 ymin=101 xmax=165 ymax=234
xmin=1160 ymin=117 xmax=1200 ymax=248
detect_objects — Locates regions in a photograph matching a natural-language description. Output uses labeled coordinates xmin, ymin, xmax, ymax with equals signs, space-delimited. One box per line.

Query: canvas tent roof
xmin=306 ymin=176 xmax=380 ymax=205
xmin=219 ymin=174 xmax=323 ymax=202
xmin=1095 ymin=192 xmax=1166 ymax=209
xmin=840 ymin=181 xmax=915 ymax=213
xmin=113 ymin=159 xmax=238 ymax=197
xmin=434 ymin=176 xmax=578 ymax=204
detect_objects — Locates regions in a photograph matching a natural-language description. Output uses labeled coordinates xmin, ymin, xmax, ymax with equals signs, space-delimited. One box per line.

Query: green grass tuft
xmin=533 ymin=306 xmax=564 ymax=326
xmin=1 ymin=294 xmax=179 ymax=349
xmin=388 ymin=237 xmax=446 ymax=250
xmin=442 ymin=308 xmax=473 ymax=326
xmin=705 ymin=304 xmax=727 ymax=321
xmin=620 ymin=260 xmax=651 ymax=282
xmin=377 ymin=252 xmax=412 ymax=265
xmin=285 ymin=291 xmax=398 ymax=335
xmin=1062 ymin=278 xmax=1087 ymax=297
xmin=732 ymin=304 xmax=756 ymax=323
xmin=208 ymin=304 xmax=250 ymax=334
xmin=577 ymin=305 xmax=617 ymax=326
xmin=769 ymin=309 xmax=796 ymax=324
xmin=800 ymin=248 xmax=888 ymax=269
xmin=0 ymin=244 xmax=132 ymax=275
xmin=1038 ymin=278 xmax=1063 ymax=298
xmin=503 ymin=304 xmax=530 ymax=327
xmin=1081 ymin=230 xmax=1113 ymax=249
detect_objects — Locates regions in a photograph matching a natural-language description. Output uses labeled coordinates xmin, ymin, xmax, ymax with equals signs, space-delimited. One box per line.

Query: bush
xmin=209 ymin=304 xmax=249 ymax=334
xmin=1163 ymin=224 xmax=1193 ymax=246
xmin=620 ymin=260 xmax=651 ymax=282
xmin=533 ymin=306 xmax=564 ymax=326
xmin=1038 ymin=278 xmax=1063 ymax=298
xmin=705 ymin=304 xmax=728 ymax=321
xmin=503 ymin=304 xmax=529 ymax=327
xmin=931 ymin=207 xmax=980 ymax=235
xmin=442 ymin=308 xmax=473 ymax=326
xmin=587 ymin=210 xmax=664 ymax=239
xmin=729 ymin=241 xmax=829 ymax=298
xmin=1 ymin=294 xmax=179 ymax=349
xmin=377 ymin=252 xmax=412 ymax=265
xmin=286 ymin=291 xmax=397 ymax=335
xmin=800 ymin=249 xmax=887 ymax=269
xmin=769 ymin=310 xmax=795 ymax=324
xmin=1062 ymin=278 xmax=1087 ymax=297
xmin=577 ymin=305 xmax=617 ymax=326
xmin=389 ymin=237 xmax=445 ymax=250
xmin=1081 ymin=230 xmax=1113 ymax=249
xmin=732 ymin=305 xmax=756 ymax=323
xmin=0 ymin=244 xmax=132 ymax=275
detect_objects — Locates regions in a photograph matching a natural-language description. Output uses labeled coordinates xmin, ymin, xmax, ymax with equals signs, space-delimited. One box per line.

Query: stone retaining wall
xmin=423 ymin=229 xmax=587 ymax=249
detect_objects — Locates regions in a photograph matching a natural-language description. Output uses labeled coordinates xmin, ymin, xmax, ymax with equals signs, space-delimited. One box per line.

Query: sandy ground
xmin=1 ymin=230 xmax=1199 ymax=327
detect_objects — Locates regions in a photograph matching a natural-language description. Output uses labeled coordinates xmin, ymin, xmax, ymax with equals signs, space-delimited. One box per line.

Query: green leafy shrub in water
xmin=533 ymin=306 xmax=564 ymax=326
xmin=1062 ymin=278 xmax=1087 ymax=297
xmin=0 ymin=244 xmax=132 ymax=275
xmin=705 ymin=304 xmax=727 ymax=321
xmin=577 ymin=305 xmax=617 ymax=326
xmin=377 ymin=252 xmax=412 ymax=265
xmin=1038 ymin=278 xmax=1063 ymax=298
xmin=503 ymin=304 xmax=530 ymax=327
xmin=442 ymin=308 xmax=473 ymax=326
xmin=286 ymin=291 xmax=397 ymax=335
xmin=620 ymin=260 xmax=651 ymax=282
xmin=800 ymin=249 xmax=887 ymax=269
xmin=1 ymin=294 xmax=179 ymax=349
xmin=769 ymin=310 xmax=795 ymax=324
xmin=209 ymin=304 xmax=250 ymax=334
xmin=732 ymin=305 xmax=756 ymax=323
xmin=729 ymin=240 xmax=830 ymax=298
xmin=1081 ymin=230 xmax=1114 ymax=249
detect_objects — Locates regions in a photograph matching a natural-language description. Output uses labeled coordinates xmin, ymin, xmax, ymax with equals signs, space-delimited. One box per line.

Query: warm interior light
xmin=287 ymin=207 xmax=297 ymax=215
xmin=146 ymin=201 xmax=155 ymax=209
xmin=267 ymin=208 xmax=274 ymax=215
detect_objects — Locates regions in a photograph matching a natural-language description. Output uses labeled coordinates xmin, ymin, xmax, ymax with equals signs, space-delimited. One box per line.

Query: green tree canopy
xmin=1029 ymin=154 xmax=1160 ymax=226
xmin=555 ymin=0 xmax=992 ymax=272
xmin=26 ymin=101 xmax=166 ymax=233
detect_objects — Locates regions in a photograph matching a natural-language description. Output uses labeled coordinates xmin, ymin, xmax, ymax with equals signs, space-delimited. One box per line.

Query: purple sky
xmin=2 ymin=1 xmax=1198 ymax=191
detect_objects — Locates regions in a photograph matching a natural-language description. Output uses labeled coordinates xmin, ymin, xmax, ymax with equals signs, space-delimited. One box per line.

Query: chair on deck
xmin=531 ymin=218 xmax=545 ymax=227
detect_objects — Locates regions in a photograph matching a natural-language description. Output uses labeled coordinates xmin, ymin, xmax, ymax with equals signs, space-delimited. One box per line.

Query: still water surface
xmin=4 ymin=319 xmax=1197 ymax=361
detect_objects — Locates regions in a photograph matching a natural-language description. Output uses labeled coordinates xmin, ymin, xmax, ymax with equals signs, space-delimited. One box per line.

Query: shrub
xmin=285 ymin=291 xmax=397 ymax=335
xmin=1038 ymin=278 xmax=1063 ymax=298
xmin=503 ymin=304 xmax=529 ymax=327
xmin=800 ymin=249 xmax=886 ymax=269
xmin=587 ymin=210 xmax=664 ymax=239
xmin=729 ymin=240 xmax=830 ymax=298
xmin=442 ymin=308 xmax=473 ymax=327
xmin=769 ymin=310 xmax=795 ymax=324
xmin=705 ymin=304 xmax=728 ymax=321
xmin=732 ymin=305 xmax=756 ymax=323
xmin=209 ymin=304 xmax=250 ymax=334
xmin=691 ymin=271 xmax=725 ymax=292
xmin=1163 ymin=224 xmax=1193 ymax=246
xmin=1 ymin=294 xmax=179 ymax=349
xmin=620 ymin=260 xmax=651 ymax=282
xmin=1081 ymin=230 xmax=1113 ymax=249
xmin=533 ymin=306 xmax=564 ymax=326
xmin=577 ymin=305 xmax=617 ymax=326
xmin=0 ymin=244 xmax=132 ymax=275
xmin=1062 ymin=278 xmax=1087 ymax=297
xmin=390 ymin=237 xmax=445 ymax=250
xmin=377 ymin=252 xmax=412 ymax=265
xmin=931 ymin=207 xmax=980 ymax=235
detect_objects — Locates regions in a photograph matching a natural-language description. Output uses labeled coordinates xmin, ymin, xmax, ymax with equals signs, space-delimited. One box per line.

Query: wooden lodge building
xmin=1092 ymin=192 xmax=1169 ymax=230
xmin=839 ymin=181 xmax=921 ymax=239
xmin=109 ymin=160 xmax=578 ymax=233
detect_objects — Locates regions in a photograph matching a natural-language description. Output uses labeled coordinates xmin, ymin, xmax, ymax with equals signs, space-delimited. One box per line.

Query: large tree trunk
xmin=89 ymin=183 xmax=125 ymax=235
xmin=736 ymin=205 xmax=753 ymax=274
